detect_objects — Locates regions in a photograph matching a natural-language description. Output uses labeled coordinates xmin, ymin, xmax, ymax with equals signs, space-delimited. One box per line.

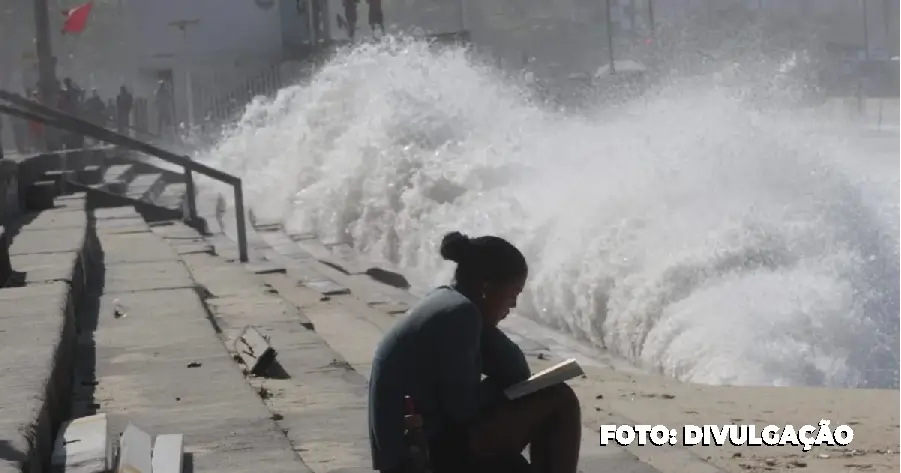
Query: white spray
xmin=197 ymin=38 xmax=899 ymax=388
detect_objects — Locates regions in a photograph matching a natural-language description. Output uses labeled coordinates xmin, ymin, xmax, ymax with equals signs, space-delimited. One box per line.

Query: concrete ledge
xmin=0 ymin=194 xmax=94 ymax=473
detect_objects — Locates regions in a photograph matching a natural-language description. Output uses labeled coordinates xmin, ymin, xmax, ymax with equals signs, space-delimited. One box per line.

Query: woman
xmin=368 ymin=231 xmax=582 ymax=473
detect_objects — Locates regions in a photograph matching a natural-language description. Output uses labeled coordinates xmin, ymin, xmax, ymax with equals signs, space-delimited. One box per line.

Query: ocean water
xmin=196 ymin=37 xmax=899 ymax=389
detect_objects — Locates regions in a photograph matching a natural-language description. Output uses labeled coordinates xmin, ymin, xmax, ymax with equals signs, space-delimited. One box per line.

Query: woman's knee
xmin=546 ymin=383 xmax=581 ymax=417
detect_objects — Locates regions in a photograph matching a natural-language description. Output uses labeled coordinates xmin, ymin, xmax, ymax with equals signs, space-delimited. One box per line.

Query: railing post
xmin=183 ymin=168 xmax=198 ymax=222
xmin=233 ymin=178 xmax=249 ymax=263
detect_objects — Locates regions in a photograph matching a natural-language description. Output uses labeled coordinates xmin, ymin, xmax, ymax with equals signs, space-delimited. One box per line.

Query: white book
xmin=504 ymin=358 xmax=585 ymax=401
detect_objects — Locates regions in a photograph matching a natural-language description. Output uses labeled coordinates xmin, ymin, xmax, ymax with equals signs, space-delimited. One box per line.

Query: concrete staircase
xmin=34 ymin=148 xmax=190 ymax=225
xmin=0 ymin=149 xmax=723 ymax=473
xmin=0 ymin=165 xmax=362 ymax=472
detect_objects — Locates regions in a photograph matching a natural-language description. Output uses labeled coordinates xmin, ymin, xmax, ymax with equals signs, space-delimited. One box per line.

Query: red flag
xmin=61 ymin=1 xmax=94 ymax=34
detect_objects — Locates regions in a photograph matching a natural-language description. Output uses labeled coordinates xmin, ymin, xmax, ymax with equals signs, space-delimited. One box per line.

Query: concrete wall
xmin=125 ymin=0 xmax=284 ymax=65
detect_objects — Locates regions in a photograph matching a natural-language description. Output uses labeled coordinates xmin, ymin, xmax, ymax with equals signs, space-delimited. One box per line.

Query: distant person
xmin=59 ymin=78 xmax=85 ymax=149
xmin=63 ymin=78 xmax=84 ymax=118
xmin=368 ymin=0 xmax=384 ymax=36
xmin=368 ymin=231 xmax=582 ymax=473
xmin=342 ymin=0 xmax=359 ymax=40
xmin=59 ymin=78 xmax=77 ymax=116
xmin=154 ymin=80 xmax=175 ymax=138
xmin=116 ymin=85 xmax=133 ymax=135
xmin=312 ymin=0 xmax=325 ymax=41
xmin=84 ymin=89 xmax=106 ymax=127
xmin=134 ymin=97 xmax=148 ymax=136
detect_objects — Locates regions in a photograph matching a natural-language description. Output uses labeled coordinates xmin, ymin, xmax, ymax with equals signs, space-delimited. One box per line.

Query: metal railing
xmin=0 ymin=89 xmax=249 ymax=263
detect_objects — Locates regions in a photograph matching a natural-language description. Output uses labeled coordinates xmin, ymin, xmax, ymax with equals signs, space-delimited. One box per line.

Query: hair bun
xmin=439 ymin=231 xmax=470 ymax=263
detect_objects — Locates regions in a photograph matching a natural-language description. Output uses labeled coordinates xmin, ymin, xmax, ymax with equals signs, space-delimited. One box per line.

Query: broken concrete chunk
xmin=234 ymin=325 xmax=277 ymax=375
xmin=117 ymin=423 xmax=152 ymax=473
xmin=152 ymin=433 xmax=185 ymax=473
xmin=304 ymin=278 xmax=350 ymax=296
xmin=51 ymin=413 xmax=110 ymax=473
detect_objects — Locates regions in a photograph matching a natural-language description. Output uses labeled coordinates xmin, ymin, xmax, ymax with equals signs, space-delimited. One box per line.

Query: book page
xmin=504 ymin=358 xmax=585 ymax=400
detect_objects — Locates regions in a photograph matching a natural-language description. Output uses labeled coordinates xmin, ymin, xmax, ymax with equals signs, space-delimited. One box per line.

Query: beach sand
xmin=526 ymin=356 xmax=899 ymax=473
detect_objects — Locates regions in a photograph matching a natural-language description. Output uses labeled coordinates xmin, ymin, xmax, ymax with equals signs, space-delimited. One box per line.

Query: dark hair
xmin=439 ymin=231 xmax=528 ymax=288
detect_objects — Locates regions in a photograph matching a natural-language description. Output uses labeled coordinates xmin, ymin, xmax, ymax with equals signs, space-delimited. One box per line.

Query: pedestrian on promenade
xmin=368 ymin=0 xmax=384 ymax=36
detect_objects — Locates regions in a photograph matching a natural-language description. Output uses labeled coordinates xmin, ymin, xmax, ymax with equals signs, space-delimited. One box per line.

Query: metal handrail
xmin=0 ymin=89 xmax=249 ymax=263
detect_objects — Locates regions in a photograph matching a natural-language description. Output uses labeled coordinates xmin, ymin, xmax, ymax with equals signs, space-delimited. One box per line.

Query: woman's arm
xmin=481 ymin=326 xmax=531 ymax=388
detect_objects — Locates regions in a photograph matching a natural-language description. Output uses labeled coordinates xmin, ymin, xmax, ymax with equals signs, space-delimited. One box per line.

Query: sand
xmin=524 ymin=356 xmax=900 ymax=473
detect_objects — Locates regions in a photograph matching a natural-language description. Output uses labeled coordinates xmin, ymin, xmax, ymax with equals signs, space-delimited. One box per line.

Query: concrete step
xmin=63 ymin=150 xmax=188 ymax=214
xmin=149 ymin=220 xmax=372 ymax=473
xmin=0 ymin=193 xmax=95 ymax=473
xmin=75 ymin=206 xmax=312 ymax=473
xmin=124 ymin=172 xmax=164 ymax=202
xmin=154 ymin=182 xmax=188 ymax=211
xmin=101 ymin=164 xmax=137 ymax=188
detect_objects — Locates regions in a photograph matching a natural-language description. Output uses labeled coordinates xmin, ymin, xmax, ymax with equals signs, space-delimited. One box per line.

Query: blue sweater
xmin=368 ymin=286 xmax=531 ymax=471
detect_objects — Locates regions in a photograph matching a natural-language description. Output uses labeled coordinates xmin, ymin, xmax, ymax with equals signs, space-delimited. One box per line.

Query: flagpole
xmin=33 ymin=0 xmax=58 ymax=148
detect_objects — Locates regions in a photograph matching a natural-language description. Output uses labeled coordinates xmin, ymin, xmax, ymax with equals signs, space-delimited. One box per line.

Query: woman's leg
xmin=467 ymin=383 xmax=581 ymax=473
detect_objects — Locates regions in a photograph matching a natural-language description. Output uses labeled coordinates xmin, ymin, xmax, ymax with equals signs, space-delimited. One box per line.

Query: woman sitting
xmin=368 ymin=231 xmax=582 ymax=473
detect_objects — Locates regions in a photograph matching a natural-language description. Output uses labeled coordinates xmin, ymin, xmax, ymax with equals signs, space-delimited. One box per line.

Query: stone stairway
xmin=45 ymin=148 xmax=188 ymax=224
xmin=0 ymin=149 xmax=722 ymax=473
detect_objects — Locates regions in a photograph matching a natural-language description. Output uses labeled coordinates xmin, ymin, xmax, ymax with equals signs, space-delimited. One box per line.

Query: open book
xmin=504 ymin=358 xmax=585 ymax=401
